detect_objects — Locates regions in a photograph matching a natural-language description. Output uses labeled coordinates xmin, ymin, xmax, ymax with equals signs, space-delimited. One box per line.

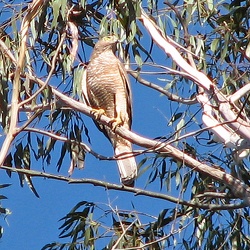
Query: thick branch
xmin=25 ymin=73 xmax=250 ymax=204
xmin=139 ymin=8 xmax=213 ymax=90
xmin=56 ymin=92 xmax=250 ymax=204
xmin=140 ymin=8 xmax=250 ymax=152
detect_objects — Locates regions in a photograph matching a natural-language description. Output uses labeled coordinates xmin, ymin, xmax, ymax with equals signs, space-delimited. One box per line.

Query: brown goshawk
xmin=83 ymin=36 xmax=137 ymax=186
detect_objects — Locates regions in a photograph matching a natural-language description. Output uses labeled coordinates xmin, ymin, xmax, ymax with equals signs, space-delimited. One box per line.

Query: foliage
xmin=0 ymin=0 xmax=250 ymax=249
xmin=0 ymin=184 xmax=11 ymax=239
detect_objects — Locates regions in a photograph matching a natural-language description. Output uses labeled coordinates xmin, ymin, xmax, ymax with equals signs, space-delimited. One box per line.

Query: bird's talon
xmin=91 ymin=108 xmax=105 ymax=120
xmin=109 ymin=117 xmax=123 ymax=131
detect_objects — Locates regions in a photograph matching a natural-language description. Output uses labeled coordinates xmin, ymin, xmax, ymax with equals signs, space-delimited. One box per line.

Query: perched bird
xmin=83 ymin=35 xmax=137 ymax=186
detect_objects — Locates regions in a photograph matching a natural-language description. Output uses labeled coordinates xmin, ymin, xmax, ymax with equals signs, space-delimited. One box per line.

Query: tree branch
xmin=25 ymin=72 xmax=250 ymax=205
xmin=139 ymin=8 xmax=250 ymax=159
xmin=139 ymin=8 xmax=213 ymax=90
xmin=0 ymin=0 xmax=48 ymax=167
xmin=0 ymin=165 xmax=245 ymax=210
xmin=129 ymin=69 xmax=197 ymax=104
xmin=23 ymin=127 xmax=113 ymax=161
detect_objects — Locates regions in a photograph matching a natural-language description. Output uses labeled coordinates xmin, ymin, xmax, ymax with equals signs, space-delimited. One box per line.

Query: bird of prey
xmin=83 ymin=35 xmax=137 ymax=186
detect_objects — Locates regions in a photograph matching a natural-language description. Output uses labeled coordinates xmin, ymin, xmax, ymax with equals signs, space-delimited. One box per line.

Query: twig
xmin=18 ymin=31 xmax=67 ymax=108
xmin=111 ymin=217 xmax=137 ymax=250
xmin=23 ymin=127 xmax=112 ymax=161
xmin=129 ymin=70 xmax=197 ymax=104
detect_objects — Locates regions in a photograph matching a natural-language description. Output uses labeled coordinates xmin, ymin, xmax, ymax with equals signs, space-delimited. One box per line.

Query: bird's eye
xmin=103 ymin=35 xmax=117 ymax=42
xmin=103 ymin=36 xmax=111 ymax=41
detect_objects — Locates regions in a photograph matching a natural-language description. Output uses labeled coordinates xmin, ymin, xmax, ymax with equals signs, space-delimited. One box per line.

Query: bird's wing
xmin=81 ymin=65 xmax=90 ymax=106
xmin=117 ymin=60 xmax=132 ymax=128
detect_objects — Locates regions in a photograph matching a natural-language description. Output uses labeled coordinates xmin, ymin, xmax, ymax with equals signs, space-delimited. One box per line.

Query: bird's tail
xmin=114 ymin=143 xmax=137 ymax=187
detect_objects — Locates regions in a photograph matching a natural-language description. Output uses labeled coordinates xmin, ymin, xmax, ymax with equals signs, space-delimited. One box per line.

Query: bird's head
xmin=94 ymin=35 xmax=119 ymax=53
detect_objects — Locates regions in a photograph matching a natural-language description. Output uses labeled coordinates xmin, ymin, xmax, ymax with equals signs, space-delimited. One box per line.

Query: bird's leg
xmin=90 ymin=108 xmax=105 ymax=120
xmin=109 ymin=105 xmax=124 ymax=131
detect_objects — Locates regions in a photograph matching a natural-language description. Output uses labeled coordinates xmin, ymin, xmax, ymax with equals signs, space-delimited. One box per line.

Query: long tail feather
xmin=115 ymin=144 xmax=137 ymax=186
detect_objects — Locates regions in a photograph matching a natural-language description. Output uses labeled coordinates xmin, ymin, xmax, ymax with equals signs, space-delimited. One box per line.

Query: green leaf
xmin=207 ymin=0 xmax=214 ymax=11
xmin=221 ymin=32 xmax=230 ymax=61
xmin=157 ymin=209 xmax=168 ymax=228
xmin=56 ymin=143 xmax=67 ymax=172
xmin=51 ymin=0 xmax=61 ymax=29
xmin=170 ymin=112 xmax=183 ymax=124
xmin=210 ymin=38 xmax=220 ymax=53
xmin=175 ymin=171 xmax=181 ymax=188
xmin=148 ymin=168 xmax=158 ymax=183
xmin=23 ymin=144 xmax=30 ymax=169
xmin=0 ymin=195 xmax=7 ymax=200
xmin=73 ymin=66 xmax=86 ymax=98
xmin=0 ymin=184 xmax=11 ymax=189
xmin=132 ymin=44 xmax=143 ymax=67
xmin=0 ymin=226 xmax=3 ymax=239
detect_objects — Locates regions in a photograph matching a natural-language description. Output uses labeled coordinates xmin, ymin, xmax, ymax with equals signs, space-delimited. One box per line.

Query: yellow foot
xmin=109 ymin=117 xmax=123 ymax=131
xmin=90 ymin=108 xmax=105 ymax=120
